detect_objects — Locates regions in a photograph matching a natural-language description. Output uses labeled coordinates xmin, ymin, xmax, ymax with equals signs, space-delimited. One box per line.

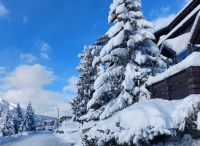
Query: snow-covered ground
xmin=56 ymin=95 xmax=200 ymax=145
xmin=55 ymin=120 xmax=81 ymax=145
xmin=84 ymin=94 xmax=200 ymax=145
xmin=1 ymin=131 xmax=69 ymax=146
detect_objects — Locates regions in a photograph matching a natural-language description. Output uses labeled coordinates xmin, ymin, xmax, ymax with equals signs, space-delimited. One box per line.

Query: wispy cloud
xmin=20 ymin=53 xmax=37 ymax=63
xmin=152 ymin=14 xmax=176 ymax=30
xmin=149 ymin=6 xmax=171 ymax=18
xmin=63 ymin=76 xmax=77 ymax=93
xmin=40 ymin=53 xmax=49 ymax=60
xmin=35 ymin=40 xmax=52 ymax=52
xmin=0 ymin=2 xmax=8 ymax=18
xmin=0 ymin=67 xmax=6 ymax=74
xmin=23 ymin=16 xmax=28 ymax=24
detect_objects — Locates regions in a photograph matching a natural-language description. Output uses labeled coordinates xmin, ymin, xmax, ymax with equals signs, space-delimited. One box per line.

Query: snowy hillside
xmin=0 ymin=98 xmax=56 ymax=122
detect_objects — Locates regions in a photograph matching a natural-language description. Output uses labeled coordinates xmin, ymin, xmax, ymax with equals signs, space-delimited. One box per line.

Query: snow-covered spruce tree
xmin=14 ymin=103 xmax=24 ymax=133
xmin=0 ymin=109 xmax=15 ymax=137
xmin=71 ymin=45 xmax=100 ymax=122
xmin=79 ymin=51 xmax=105 ymax=122
xmin=24 ymin=102 xmax=36 ymax=131
xmin=86 ymin=0 xmax=166 ymax=121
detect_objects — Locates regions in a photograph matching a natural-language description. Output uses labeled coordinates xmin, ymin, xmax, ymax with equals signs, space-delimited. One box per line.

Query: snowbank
xmin=147 ymin=52 xmax=200 ymax=86
xmin=55 ymin=120 xmax=81 ymax=145
xmin=58 ymin=120 xmax=80 ymax=133
xmin=0 ymin=132 xmax=29 ymax=144
xmin=84 ymin=94 xmax=200 ymax=145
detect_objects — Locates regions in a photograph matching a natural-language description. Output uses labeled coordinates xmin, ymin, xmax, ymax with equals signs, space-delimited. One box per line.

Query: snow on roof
xmin=147 ymin=52 xmax=200 ymax=86
xmin=86 ymin=94 xmax=200 ymax=144
xmin=157 ymin=4 xmax=200 ymax=46
xmin=176 ymin=0 xmax=194 ymax=17
xmin=162 ymin=32 xmax=191 ymax=54
xmin=190 ymin=11 xmax=200 ymax=42
xmin=154 ymin=0 xmax=194 ymax=34
xmin=43 ymin=120 xmax=55 ymax=122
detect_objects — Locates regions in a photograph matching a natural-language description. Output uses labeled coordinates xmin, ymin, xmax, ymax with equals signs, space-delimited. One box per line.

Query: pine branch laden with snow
xmin=71 ymin=46 xmax=101 ymax=122
xmin=85 ymin=0 xmax=165 ymax=122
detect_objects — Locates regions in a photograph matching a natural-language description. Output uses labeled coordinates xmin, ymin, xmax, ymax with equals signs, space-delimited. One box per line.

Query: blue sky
xmin=0 ymin=0 xmax=189 ymax=117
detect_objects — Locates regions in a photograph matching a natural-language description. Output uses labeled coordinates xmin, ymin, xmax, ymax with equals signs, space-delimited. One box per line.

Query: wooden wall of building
xmin=148 ymin=67 xmax=200 ymax=100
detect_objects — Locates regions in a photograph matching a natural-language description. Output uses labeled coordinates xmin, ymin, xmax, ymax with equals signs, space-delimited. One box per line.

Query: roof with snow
xmin=154 ymin=0 xmax=200 ymax=58
xmin=154 ymin=0 xmax=200 ymax=45
xmin=154 ymin=0 xmax=199 ymax=41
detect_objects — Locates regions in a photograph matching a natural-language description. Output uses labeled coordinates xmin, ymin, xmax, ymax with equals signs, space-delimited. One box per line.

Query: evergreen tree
xmin=14 ymin=103 xmax=24 ymax=133
xmin=24 ymin=102 xmax=36 ymax=131
xmin=0 ymin=109 xmax=15 ymax=137
xmin=71 ymin=45 xmax=100 ymax=122
xmin=87 ymin=0 xmax=166 ymax=120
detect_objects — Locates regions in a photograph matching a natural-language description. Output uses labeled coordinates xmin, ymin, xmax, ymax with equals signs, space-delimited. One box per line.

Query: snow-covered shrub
xmin=152 ymin=134 xmax=200 ymax=146
xmin=82 ymin=95 xmax=200 ymax=145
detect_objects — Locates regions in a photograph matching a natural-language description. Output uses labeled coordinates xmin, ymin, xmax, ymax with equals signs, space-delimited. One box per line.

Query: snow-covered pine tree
xmin=71 ymin=45 xmax=101 ymax=122
xmin=14 ymin=103 xmax=24 ymax=133
xmin=24 ymin=102 xmax=36 ymax=131
xmin=87 ymin=0 xmax=166 ymax=120
xmin=0 ymin=109 xmax=15 ymax=137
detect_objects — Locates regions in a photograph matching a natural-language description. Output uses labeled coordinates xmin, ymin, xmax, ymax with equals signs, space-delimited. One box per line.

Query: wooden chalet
xmin=149 ymin=0 xmax=200 ymax=100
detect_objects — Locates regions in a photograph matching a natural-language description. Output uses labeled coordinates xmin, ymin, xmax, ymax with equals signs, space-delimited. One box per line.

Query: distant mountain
xmin=0 ymin=98 xmax=57 ymax=122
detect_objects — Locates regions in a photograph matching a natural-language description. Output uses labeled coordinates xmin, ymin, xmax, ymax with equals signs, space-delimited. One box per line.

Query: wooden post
xmin=187 ymin=44 xmax=193 ymax=55
xmin=166 ymin=58 xmax=169 ymax=69
xmin=165 ymin=78 xmax=170 ymax=100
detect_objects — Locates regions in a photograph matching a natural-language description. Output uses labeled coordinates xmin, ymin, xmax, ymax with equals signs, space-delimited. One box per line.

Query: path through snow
xmin=0 ymin=131 xmax=71 ymax=146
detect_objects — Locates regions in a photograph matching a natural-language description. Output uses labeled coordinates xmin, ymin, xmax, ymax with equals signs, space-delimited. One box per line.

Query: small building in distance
xmin=43 ymin=120 xmax=55 ymax=127
xmin=60 ymin=116 xmax=72 ymax=123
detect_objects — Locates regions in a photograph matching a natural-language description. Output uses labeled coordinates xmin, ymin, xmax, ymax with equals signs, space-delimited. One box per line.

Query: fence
xmin=148 ymin=66 xmax=200 ymax=100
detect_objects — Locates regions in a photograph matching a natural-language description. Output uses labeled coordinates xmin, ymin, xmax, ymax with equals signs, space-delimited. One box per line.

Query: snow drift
xmin=83 ymin=94 xmax=200 ymax=145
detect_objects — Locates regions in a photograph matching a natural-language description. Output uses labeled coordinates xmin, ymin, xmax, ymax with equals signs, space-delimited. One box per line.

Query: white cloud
xmin=152 ymin=14 xmax=176 ymax=30
xmin=0 ymin=64 xmax=71 ymax=117
xmin=20 ymin=53 xmax=37 ymax=63
xmin=40 ymin=53 xmax=49 ymax=60
xmin=23 ymin=16 xmax=28 ymax=24
xmin=63 ymin=76 xmax=77 ymax=93
xmin=0 ymin=2 xmax=8 ymax=18
xmin=1 ymin=64 xmax=55 ymax=89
